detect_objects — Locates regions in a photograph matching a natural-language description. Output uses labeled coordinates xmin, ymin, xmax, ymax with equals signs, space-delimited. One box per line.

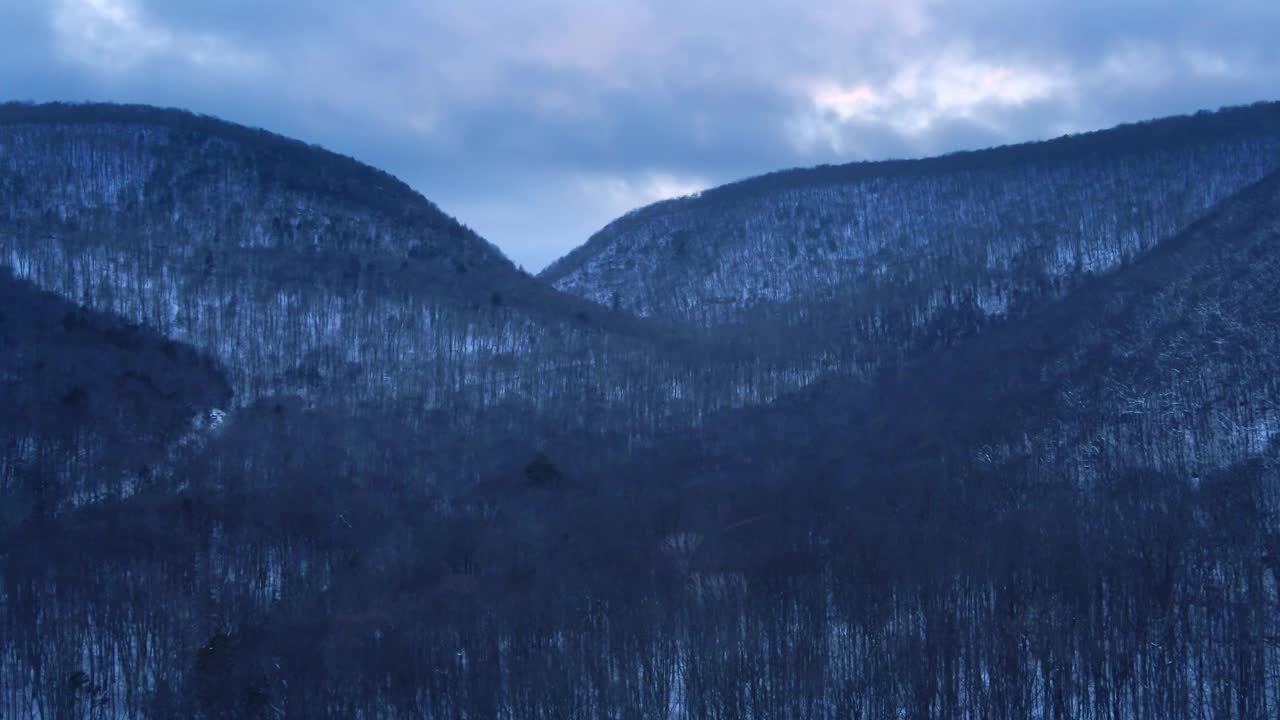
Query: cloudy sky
xmin=2 ymin=0 xmax=1277 ymax=269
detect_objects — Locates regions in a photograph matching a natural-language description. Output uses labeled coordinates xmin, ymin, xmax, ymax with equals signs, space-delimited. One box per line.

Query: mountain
xmin=543 ymin=102 xmax=1280 ymax=373
xmin=587 ymin=168 xmax=1280 ymax=719
xmin=0 ymin=266 xmax=229 ymax=525
xmin=0 ymin=102 xmax=710 ymax=438
xmin=5 ymin=100 xmax=1280 ymax=719
xmin=11 ymin=163 xmax=1265 ymax=720
xmin=663 ymin=166 xmax=1280 ymax=489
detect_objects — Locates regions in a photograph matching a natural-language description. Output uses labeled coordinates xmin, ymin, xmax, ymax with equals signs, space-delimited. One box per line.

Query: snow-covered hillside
xmin=0 ymin=103 xmax=702 ymax=430
xmin=545 ymin=104 xmax=1280 ymax=341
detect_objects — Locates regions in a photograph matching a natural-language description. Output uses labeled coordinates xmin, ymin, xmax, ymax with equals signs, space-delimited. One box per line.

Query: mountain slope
xmin=0 ymin=103 xmax=698 ymax=429
xmin=587 ymin=168 xmax=1280 ymax=720
xmin=0 ymin=267 xmax=230 ymax=524
xmin=0 ymin=102 xmax=510 ymax=277
xmin=543 ymin=102 xmax=1280 ymax=373
xmin=657 ymin=166 xmax=1280 ymax=492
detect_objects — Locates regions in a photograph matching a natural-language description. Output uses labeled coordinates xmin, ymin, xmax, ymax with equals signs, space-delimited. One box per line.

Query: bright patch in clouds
xmin=53 ymin=0 xmax=263 ymax=74
xmin=53 ymin=0 xmax=169 ymax=70
xmin=796 ymin=51 xmax=1065 ymax=153
xmin=812 ymin=83 xmax=884 ymax=123
xmin=923 ymin=57 xmax=1061 ymax=116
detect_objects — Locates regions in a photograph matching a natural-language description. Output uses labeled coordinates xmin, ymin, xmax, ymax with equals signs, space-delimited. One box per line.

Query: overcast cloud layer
xmin=2 ymin=0 xmax=1278 ymax=269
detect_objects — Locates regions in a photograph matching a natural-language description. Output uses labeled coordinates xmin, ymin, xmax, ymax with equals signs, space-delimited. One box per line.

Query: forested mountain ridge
xmin=0 ymin=102 xmax=511 ymax=277
xmin=543 ymin=103 xmax=1280 ymax=368
xmin=672 ymin=166 xmax=1280 ymax=490
xmin=0 ymin=103 xmax=714 ymax=431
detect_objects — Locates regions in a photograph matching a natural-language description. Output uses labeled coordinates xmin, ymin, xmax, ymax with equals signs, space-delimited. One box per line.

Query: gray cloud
xmin=1 ymin=0 xmax=1276 ymax=269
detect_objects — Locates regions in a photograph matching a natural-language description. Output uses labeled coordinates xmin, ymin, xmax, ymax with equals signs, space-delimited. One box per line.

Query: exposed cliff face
xmin=543 ymin=104 xmax=1280 ymax=358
